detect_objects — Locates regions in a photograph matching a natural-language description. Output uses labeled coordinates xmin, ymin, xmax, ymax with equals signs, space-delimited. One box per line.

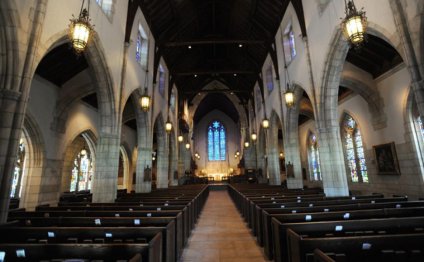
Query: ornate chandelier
xmin=69 ymin=0 xmax=94 ymax=54
xmin=341 ymin=0 xmax=367 ymax=48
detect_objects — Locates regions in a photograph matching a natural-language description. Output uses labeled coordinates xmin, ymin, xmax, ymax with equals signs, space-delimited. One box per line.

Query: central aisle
xmin=181 ymin=190 xmax=269 ymax=262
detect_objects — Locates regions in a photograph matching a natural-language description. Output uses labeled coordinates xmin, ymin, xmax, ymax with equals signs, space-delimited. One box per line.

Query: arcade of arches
xmin=0 ymin=0 xmax=424 ymax=224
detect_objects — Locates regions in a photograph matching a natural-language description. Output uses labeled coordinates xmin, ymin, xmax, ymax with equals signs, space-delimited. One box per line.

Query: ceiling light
xmin=341 ymin=0 xmax=367 ymax=48
xmin=188 ymin=45 xmax=192 ymax=49
xmin=239 ymin=44 xmax=243 ymax=48
xmin=68 ymin=0 xmax=95 ymax=54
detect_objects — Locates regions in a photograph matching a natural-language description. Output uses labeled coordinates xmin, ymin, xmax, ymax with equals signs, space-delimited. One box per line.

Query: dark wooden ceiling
xmin=193 ymin=93 xmax=239 ymax=123
xmin=126 ymin=0 xmax=306 ymax=103
xmin=35 ymin=43 xmax=88 ymax=87
xmin=346 ymin=35 xmax=403 ymax=78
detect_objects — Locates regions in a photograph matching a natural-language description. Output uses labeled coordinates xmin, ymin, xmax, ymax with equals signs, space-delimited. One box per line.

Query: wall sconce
xmin=262 ymin=118 xmax=270 ymax=129
xmin=165 ymin=119 xmax=172 ymax=133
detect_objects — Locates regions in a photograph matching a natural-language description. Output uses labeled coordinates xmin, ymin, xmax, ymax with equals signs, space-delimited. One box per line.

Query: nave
xmin=181 ymin=190 xmax=268 ymax=262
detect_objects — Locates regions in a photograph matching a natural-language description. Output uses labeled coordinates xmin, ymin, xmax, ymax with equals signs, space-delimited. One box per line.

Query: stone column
xmin=285 ymin=104 xmax=304 ymax=189
xmin=317 ymin=126 xmax=349 ymax=196
xmin=0 ymin=0 xmax=47 ymax=223
xmin=135 ymin=145 xmax=153 ymax=193
xmin=0 ymin=90 xmax=22 ymax=222
xmin=243 ymin=146 xmax=256 ymax=169
xmin=177 ymin=142 xmax=185 ymax=184
xmin=390 ymin=0 xmax=424 ymax=117
xmin=156 ymin=135 xmax=169 ymax=188
xmin=168 ymin=136 xmax=178 ymax=186
xmin=91 ymin=133 xmax=121 ymax=202
xmin=267 ymin=125 xmax=281 ymax=185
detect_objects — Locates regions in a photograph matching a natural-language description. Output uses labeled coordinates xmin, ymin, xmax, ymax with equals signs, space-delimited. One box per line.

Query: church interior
xmin=0 ymin=0 xmax=424 ymax=261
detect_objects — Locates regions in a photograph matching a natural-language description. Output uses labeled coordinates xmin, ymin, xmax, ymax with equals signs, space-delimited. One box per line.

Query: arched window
xmin=265 ymin=65 xmax=274 ymax=92
xmin=341 ymin=113 xmax=368 ymax=183
xmin=416 ymin=116 xmax=424 ymax=141
xmin=136 ymin=24 xmax=148 ymax=68
xmin=10 ymin=138 xmax=26 ymax=198
xmin=70 ymin=148 xmax=93 ymax=192
xmin=412 ymin=108 xmax=424 ymax=169
xmin=307 ymin=132 xmax=321 ymax=181
xmin=158 ymin=65 xmax=166 ymax=96
xmin=208 ymin=121 xmax=226 ymax=161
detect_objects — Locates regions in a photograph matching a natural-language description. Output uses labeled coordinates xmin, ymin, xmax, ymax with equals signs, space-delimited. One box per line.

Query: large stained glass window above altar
xmin=208 ymin=121 xmax=226 ymax=161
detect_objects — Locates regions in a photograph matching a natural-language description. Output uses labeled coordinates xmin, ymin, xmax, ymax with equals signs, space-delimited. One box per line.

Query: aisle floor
xmin=181 ymin=190 xmax=270 ymax=262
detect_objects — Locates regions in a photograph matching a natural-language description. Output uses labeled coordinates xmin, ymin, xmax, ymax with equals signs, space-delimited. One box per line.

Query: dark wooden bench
xmin=287 ymin=229 xmax=424 ymax=262
xmin=0 ymin=242 xmax=160 ymax=261
xmin=0 ymin=226 xmax=169 ymax=262
xmin=274 ymin=216 xmax=424 ymax=262
xmin=255 ymin=196 xmax=407 ymax=246
xmin=261 ymin=200 xmax=424 ymax=258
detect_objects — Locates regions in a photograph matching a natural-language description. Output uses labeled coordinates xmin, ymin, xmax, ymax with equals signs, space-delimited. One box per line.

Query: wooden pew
xmin=0 ymin=242 xmax=160 ymax=261
xmin=261 ymin=201 xmax=424 ymax=258
xmin=274 ymin=216 xmax=424 ymax=262
xmin=255 ymin=196 xmax=407 ymax=246
xmin=0 ymin=227 xmax=168 ymax=262
xmin=287 ymin=229 xmax=424 ymax=262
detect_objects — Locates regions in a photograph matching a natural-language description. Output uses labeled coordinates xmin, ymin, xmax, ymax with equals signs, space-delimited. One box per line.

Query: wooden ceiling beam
xmin=174 ymin=70 xmax=257 ymax=76
xmin=163 ymin=39 xmax=266 ymax=47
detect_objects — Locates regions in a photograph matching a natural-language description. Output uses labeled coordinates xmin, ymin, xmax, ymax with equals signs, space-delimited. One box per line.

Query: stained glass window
xmin=158 ymin=65 xmax=165 ymax=96
xmin=70 ymin=148 xmax=93 ymax=192
xmin=266 ymin=65 xmax=274 ymax=92
xmin=308 ymin=132 xmax=321 ymax=181
xmin=11 ymin=138 xmax=26 ymax=198
xmin=283 ymin=25 xmax=296 ymax=64
xmin=136 ymin=24 xmax=148 ymax=68
xmin=208 ymin=121 xmax=226 ymax=161
xmin=342 ymin=114 xmax=368 ymax=183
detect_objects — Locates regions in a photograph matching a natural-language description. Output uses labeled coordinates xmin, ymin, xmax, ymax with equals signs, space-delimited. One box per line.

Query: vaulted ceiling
xmin=126 ymin=0 xmax=307 ymax=104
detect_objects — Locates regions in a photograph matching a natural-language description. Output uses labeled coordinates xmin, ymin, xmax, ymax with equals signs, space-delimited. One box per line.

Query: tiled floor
xmin=181 ymin=190 xmax=270 ymax=262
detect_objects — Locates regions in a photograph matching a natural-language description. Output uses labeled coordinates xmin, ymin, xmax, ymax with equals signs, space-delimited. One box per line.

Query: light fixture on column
xmin=234 ymin=154 xmax=238 ymax=159
xmin=279 ymin=151 xmax=284 ymax=158
xmin=185 ymin=143 xmax=191 ymax=150
xmin=283 ymin=65 xmax=295 ymax=108
xmin=152 ymin=151 xmax=156 ymax=161
xmin=165 ymin=119 xmax=172 ymax=133
xmin=68 ymin=0 xmax=95 ymax=54
xmin=251 ymin=132 xmax=257 ymax=142
xmin=262 ymin=118 xmax=270 ymax=129
xmin=341 ymin=0 xmax=367 ymax=48
xmin=178 ymin=135 xmax=184 ymax=143
xmin=244 ymin=141 xmax=250 ymax=148
xmin=140 ymin=87 xmax=151 ymax=112
xmin=236 ymin=150 xmax=240 ymax=156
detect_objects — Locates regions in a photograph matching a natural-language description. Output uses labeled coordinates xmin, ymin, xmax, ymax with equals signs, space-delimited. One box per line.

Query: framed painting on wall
xmin=373 ymin=142 xmax=400 ymax=175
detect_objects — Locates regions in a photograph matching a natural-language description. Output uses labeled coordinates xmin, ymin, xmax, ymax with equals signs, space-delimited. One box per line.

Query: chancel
xmin=0 ymin=0 xmax=424 ymax=261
